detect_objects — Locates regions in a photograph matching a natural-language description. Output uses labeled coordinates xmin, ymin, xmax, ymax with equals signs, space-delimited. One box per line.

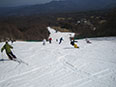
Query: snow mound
xmin=47 ymin=27 xmax=75 ymax=43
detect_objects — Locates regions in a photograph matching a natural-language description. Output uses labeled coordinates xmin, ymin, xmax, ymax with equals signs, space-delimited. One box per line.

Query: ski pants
xmin=6 ymin=51 xmax=16 ymax=60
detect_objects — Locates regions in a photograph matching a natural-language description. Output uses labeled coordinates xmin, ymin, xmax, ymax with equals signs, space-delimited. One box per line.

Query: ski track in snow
xmin=0 ymin=27 xmax=116 ymax=87
xmin=61 ymin=69 xmax=111 ymax=87
xmin=0 ymin=60 xmax=59 ymax=83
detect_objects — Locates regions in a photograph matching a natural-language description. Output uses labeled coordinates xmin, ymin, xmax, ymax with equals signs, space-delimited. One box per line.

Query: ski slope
xmin=0 ymin=27 xmax=116 ymax=87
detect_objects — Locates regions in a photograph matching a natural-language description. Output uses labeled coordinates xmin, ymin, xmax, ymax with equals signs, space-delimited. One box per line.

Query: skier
xmin=43 ymin=39 xmax=46 ymax=45
xmin=11 ymin=38 xmax=15 ymax=44
xmin=56 ymin=30 xmax=58 ymax=33
xmin=56 ymin=39 xmax=58 ymax=42
xmin=85 ymin=38 xmax=91 ymax=44
xmin=70 ymin=39 xmax=77 ymax=46
xmin=48 ymin=37 xmax=52 ymax=44
xmin=59 ymin=37 xmax=63 ymax=44
xmin=1 ymin=41 xmax=17 ymax=60
xmin=70 ymin=40 xmax=79 ymax=48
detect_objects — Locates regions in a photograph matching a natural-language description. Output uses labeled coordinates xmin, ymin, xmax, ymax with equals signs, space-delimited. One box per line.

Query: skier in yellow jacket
xmin=1 ymin=41 xmax=16 ymax=60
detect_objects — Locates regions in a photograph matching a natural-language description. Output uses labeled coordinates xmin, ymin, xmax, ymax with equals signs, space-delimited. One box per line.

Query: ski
xmin=13 ymin=58 xmax=29 ymax=65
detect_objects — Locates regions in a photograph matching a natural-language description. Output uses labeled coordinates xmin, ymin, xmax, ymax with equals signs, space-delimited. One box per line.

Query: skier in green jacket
xmin=1 ymin=41 xmax=16 ymax=60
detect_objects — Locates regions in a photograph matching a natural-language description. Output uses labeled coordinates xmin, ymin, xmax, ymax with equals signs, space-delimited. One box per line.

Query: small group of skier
xmin=43 ymin=36 xmax=80 ymax=48
xmin=1 ymin=35 xmax=91 ymax=62
xmin=43 ymin=37 xmax=64 ymax=45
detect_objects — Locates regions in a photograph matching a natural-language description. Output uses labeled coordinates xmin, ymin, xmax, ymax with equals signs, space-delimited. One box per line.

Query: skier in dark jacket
xmin=70 ymin=40 xmax=77 ymax=46
xmin=1 ymin=41 xmax=16 ymax=60
xmin=59 ymin=37 xmax=63 ymax=44
xmin=70 ymin=40 xmax=79 ymax=48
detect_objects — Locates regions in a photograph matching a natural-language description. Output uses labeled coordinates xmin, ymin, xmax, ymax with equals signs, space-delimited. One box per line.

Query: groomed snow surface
xmin=0 ymin=27 xmax=116 ymax=87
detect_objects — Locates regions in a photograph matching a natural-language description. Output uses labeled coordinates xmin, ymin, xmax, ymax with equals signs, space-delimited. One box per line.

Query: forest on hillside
xmin=0 ymin=8 xmax=116 ymax=41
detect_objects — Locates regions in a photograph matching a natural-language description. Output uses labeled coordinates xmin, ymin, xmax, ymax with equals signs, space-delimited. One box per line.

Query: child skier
xmin=70 ymin=40 xmax=79 ymax=48
xmin=1 ymin=41 xmax=17 ymax=60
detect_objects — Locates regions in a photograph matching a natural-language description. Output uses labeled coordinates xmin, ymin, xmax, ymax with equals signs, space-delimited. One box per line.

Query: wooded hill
xmin=0 ymin=8 xmax=116 ymax=41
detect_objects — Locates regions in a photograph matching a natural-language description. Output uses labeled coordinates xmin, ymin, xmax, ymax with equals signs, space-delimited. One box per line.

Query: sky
xmin=0 ymin=0 xmax=53 ymax=7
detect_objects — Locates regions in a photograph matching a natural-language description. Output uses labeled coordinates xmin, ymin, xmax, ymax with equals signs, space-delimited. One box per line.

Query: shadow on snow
xmin=0 ymin=59 xmax=10 ymax=61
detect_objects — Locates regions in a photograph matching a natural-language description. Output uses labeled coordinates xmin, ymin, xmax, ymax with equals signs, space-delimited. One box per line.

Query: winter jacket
xmin=70 ymin=40 xmax=77 ymax=46
xmin=1 ymin=43 xmax=13 ymax=53
xmin=70 ymin=40 xmax=75 ymax=45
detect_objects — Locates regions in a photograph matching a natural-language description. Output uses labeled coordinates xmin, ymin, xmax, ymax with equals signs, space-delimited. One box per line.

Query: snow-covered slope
xmin=0 ymin=27 xmax=116 ymax=87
